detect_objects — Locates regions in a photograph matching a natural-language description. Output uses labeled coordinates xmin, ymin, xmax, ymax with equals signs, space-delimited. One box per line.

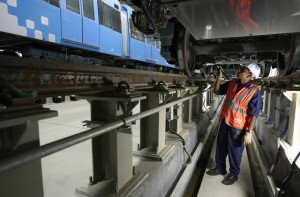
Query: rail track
xmin=0 ymin=55 xmax=188 ymax=92
xmin=1 ymin=54 xmax=300 ymax=108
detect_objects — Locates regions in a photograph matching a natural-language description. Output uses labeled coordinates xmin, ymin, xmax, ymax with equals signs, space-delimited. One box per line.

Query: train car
xmin=0 ymin=0 xmax=175 ymax=69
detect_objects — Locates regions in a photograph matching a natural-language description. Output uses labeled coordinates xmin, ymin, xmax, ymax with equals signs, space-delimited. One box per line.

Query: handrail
xmin=0 ymin=92 xmax=200 ymax=174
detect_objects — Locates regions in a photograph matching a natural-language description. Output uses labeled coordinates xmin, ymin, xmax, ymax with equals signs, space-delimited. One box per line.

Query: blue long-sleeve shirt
xmin=216 ymin=79 xmax=262 ymax=117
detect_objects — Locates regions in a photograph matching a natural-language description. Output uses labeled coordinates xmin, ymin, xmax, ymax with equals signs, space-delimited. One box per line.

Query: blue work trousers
xmin=215 ymin=120 xmax=245 ymax=176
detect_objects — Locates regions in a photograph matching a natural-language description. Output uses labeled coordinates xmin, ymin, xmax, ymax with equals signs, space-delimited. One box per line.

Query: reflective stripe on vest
xmin=220 ymin=79 xmax=258 ymax=130
xmin=224 ymin=86 xmax=256 ymax=113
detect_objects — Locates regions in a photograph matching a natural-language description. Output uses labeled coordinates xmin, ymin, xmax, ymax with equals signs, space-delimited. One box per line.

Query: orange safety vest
xmin=219 ymin=79 xmax=258 ymax=130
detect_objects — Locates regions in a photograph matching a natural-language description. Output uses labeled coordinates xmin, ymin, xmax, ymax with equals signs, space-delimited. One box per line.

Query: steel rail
xmin=0 ymin=92 xmax=199 ymax=174
xmin=0 ymin=55 xmax=187 ymax=89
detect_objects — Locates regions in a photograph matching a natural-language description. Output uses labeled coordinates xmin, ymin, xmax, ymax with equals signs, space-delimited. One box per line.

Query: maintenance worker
xmin=206 ymin=63 xmax=262 ymax=185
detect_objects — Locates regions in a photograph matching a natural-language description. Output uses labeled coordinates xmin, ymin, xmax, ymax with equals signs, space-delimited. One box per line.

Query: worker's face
xmin=237 ymin=67 xmax=251 ymax=80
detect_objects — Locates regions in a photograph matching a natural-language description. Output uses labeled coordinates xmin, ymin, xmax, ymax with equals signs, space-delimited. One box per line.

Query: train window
xmin=130 ymin=19 xmax=144 ymax=42
xmin=111 ymin=8 xmax=121 ymax=33
xmin=83 ymin=0 xmax=95 ymax=20
xmin=44 ymin=0 xmax=60 ymax=7
xmin=98 ymin=1 xmax=121 ymax=33
xmin=98 ymin=1 xmax=112 ymax=29
xmin=66 ymin=0 xmax=80 ymax=14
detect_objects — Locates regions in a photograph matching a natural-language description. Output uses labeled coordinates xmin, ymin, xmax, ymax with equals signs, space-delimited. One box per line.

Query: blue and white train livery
xmin=0 ymin=0 xmax=176 ymax=68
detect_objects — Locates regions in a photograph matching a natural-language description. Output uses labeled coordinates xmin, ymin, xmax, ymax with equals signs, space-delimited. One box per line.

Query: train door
xmin=60 ymin=0 xmax=99 ymax=48
xmin=121 ymin=7 xmax=130 ymax=57
xmin=81 ymin=0 xmax=99 ymax=48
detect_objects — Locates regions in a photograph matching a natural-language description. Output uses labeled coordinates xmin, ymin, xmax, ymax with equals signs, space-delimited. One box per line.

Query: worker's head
xmin=238 ymin=63 xmax=260 ymax=80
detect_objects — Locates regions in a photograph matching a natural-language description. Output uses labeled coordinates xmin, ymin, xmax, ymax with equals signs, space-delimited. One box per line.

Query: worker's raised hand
xmin=217 ymin=67 xmax=223 ymax=80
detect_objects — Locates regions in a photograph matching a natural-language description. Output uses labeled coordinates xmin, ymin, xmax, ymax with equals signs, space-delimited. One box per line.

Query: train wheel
xmin=277 ymin=35 xmax=300 ymax=76
xmin=177 ymin=26 xmax=195 ymax=77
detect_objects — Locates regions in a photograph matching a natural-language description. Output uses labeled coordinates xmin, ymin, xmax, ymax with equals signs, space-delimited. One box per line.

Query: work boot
xmin=206 ymin=168 xmax=226 ymax=176
xmin=221 ymin=174 xmax=238 ymax=185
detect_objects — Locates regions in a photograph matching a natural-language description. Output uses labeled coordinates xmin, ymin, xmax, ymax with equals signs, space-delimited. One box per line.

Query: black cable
xmin=268 ymin=147 xmax=281 ymax=175
xmin=167 ymin=120 xmax=192 ymax=164
xmin=278 ymin=151 xmax=300 ymax=196
xmin=131 ymin=0 xmax=157 ymax=34
xmin=140 ymin=0 xmax=156 ymax=32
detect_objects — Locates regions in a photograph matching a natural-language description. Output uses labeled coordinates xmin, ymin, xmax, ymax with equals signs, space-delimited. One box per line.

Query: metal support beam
xmin=188 ymin=87 xmax=202 ymax=121
xmin=274 ymin=93 xmax=282 ymax=130
xmin=266 ymin=89 xmax=277 ymax=124
xmin=0 ymin=92 xmax=199 ymax=174
xmin=261 ymin=88 xmax=268 ymax=115
xmin=283 ymin=91 xmax=300 ymax=146
xmin=183 ymin=88 xmax=195 ymax=124
xmin=77 ymin=95 xmax=146 ymax=195
xmin=170 ymin=88 xmax=188 ymax=134
xmin=192 ymin=95 xmax=201 ymax=117
xmin=137 ymin=90 xmax=176 ymax=159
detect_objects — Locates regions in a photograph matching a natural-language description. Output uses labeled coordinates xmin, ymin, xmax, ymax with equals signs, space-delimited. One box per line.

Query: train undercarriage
xmin=127 ymin=0 xmax=300 ymax=78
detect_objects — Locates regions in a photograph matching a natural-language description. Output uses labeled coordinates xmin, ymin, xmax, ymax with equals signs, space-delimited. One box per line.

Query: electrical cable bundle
xmin=167 ymin=120 xmax=192 ymax=164
xmin=131 ymin=0 xmax=157 ymax=34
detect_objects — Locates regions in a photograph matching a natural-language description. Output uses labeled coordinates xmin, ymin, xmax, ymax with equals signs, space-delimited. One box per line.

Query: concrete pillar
xmin=284 ymin=91 xmax=300 ymax=146
xmin=78 ymin=94 xmax=145 ymax=194
xmin=0 ymin=109 xmax=57 ymax=197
